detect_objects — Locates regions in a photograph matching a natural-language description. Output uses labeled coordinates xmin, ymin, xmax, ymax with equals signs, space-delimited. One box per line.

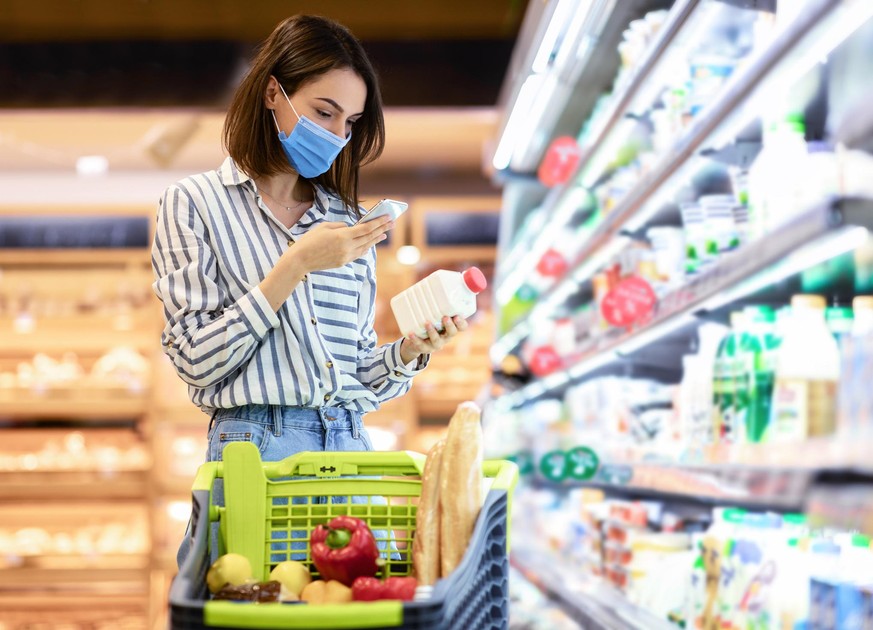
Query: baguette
xmin=413 ymin=439 xmax=445 ymax=586
xmin=439 ymin=401 xmax=483 ymax=578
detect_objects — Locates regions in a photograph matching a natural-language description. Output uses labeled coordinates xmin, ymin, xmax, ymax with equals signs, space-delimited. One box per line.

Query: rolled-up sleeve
xmin=151 ymin=184 xmax=280 ymax=388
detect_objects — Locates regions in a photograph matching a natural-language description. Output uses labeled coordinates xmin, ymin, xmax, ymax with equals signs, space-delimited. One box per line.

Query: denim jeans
xmin=177 ymin=404 xmax=388 ymax=568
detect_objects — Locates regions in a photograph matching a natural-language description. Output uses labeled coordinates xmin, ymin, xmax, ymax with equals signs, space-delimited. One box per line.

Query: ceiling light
xmin=75 ymin=155 xmax=108 ymax=177
xmin=396 ymin=245 xmax=421 ymax=266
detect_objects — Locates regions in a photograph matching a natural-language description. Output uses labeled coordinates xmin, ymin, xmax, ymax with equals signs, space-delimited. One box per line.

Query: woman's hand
xmin=260 ymin=216 xmax=391 ymax=312
xmin=293 ymin=217 xmax=392 ymax=272
xmin=399 ymin=315 xmax=468 ymax=365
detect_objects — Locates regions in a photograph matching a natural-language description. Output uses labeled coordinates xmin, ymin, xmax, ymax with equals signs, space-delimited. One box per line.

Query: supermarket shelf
xmin=503 ymin=196 xmax=873 ymax=407
xmin=511 ymin=547 xmax=675 ymax=630
xmin=0 ymin=388 xmax=149 ymax=420
xmin=806 ymin=479 xmax=873 ymax=537
xmin=0 ymin=470 xmax=149 ymax=500
xmin=0 ymin=559 xmax=149 ymax=589
xmin=0 ymin=327 xmax=155 ymax=354
xmin=0 ymin=248 xmax=150 ymax=267
xmin=496 ymin=0 xmax=700 ymax=298
xmin=532 ymin=437 xmax=873 ymax=511
xmin=493 ymin=0 xmax=844 ymax=362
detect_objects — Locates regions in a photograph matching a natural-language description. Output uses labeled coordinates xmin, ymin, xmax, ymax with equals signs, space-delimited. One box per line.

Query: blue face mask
xmin=273 ymin=83 xmax=351 ymax=178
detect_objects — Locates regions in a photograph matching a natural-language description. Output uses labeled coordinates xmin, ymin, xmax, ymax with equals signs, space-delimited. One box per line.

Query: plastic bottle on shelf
xmin=390 ymin=267 xmax=488 ymax=338
xmin=712 ymin=312 xmax=745 ymax=444
xmin=680 ymin=323 xmax=728 ymax=450
xmin=746 ymin=113 xmax=808 ymax=240
xmin=736 ymin=305 xmax=780 ymax=444
xmin=837 ymin=296 xmax=873 ymax=438
xmin=826 ymin=306 xmax=854 ymax=344
xmin=767 ymin=295 xmax=840 ymax=442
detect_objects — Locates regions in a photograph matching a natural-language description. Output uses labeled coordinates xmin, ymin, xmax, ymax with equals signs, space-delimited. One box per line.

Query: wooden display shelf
xmin=0 ymin=469 xmax=149 ymax=500
xmin=0 ymin=387 xmax=149 ymax=420
xmin=0 ymin=326 xmax=155 ymax=355
xmin=0 ymin=248 xmax=150 ymax=267
xmin=0 ymin=556 xmax=150 ymax=589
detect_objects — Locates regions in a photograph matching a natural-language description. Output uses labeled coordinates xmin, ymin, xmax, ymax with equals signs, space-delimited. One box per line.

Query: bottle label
xmin=769 ymin=379 xmax=837 ymax=441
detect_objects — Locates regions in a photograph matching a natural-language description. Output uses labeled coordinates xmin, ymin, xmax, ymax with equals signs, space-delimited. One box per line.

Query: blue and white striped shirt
xmin=151 ymin=157 xmax=425 ymax=414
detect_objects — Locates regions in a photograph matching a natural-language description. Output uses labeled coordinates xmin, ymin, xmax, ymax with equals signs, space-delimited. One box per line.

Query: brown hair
xmin=223 ymin=15 xmax=385 ymax=214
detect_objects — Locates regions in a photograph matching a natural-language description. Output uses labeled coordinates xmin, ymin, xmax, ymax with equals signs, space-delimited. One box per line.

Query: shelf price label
xmin=600 ymin=275 xmax=657 ymax=328
xmin=566 ymin=446 xmax=599 ymax=480
xmin=507 ymin=450 xmax=535 ymax=477
xmin=539 ymin=450 xmax=569 ymax=482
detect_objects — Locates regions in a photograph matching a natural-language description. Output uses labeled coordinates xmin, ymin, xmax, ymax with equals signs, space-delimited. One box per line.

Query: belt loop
xmin=207 ymin=408 xmax=219 ymax=433
xmin=271 ymin=406 xmax=283 ymax=437
xmin=350 ymin=409 xmax=361 ymax=440
xmin=318 ymin=407 xmax=330 ymax=432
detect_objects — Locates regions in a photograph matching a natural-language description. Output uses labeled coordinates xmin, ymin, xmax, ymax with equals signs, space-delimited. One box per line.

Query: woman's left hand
xmin=399 ymin=316 xmax=468 ymax=364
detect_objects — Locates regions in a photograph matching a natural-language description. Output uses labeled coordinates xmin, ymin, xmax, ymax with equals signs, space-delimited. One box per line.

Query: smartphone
xmin=360 ymin=198 xmax=409 ymax=223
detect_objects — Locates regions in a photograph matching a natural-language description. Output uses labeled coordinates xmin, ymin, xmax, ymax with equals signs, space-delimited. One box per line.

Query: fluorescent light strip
xmin=511 ymin=73 xmax=562 ymax=168
xmin=531 ymin=0 xmax=578 ymax=73
xmin=493 ymin=74 xmax=545 ymax=171
xmin=553 ymin=0 xmax=596 ymax=73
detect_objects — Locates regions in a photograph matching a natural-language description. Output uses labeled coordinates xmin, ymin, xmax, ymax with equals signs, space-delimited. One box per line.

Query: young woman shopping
xmin=151 ymin=14 xmax=468 ymax=564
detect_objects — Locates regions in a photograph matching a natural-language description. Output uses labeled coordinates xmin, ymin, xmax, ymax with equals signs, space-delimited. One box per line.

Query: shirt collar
xmin=218 ymin=157 xmax=338 ymax=230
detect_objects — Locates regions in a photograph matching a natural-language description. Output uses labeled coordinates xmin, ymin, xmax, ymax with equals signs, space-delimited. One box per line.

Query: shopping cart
xmin=169 ymin=441 xmax=519 ymax=630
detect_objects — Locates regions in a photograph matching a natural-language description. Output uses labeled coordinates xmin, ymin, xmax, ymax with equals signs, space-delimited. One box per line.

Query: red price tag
xmin=536 ymin=248 xmax=569 ymax=278
xmin=600 ymin=276 xmax=657 ymax=328
xmin=528 ymin=345 xmax=563 ymax=377
xmin=538 ymin=136 xmax=582 ymax=187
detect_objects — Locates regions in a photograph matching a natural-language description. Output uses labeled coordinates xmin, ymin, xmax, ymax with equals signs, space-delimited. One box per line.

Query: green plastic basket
xmin=169 ymin=441 xmax=518 ymax=630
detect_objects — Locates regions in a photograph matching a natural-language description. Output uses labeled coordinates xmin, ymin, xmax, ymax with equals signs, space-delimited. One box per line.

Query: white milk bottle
xmin=391 ymin=267 xmax=488 ymax=338
xmin=767 ymin=295 xmax=840 ymax=441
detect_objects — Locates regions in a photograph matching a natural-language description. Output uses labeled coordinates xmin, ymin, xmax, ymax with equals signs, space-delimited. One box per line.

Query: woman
xmin=152 ymin=15 xmax=468 ymax=561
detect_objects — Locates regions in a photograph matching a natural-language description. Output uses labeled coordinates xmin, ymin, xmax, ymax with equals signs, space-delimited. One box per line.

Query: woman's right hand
xmin=260 ymin=216 xmax=392 ymax=312
xmin=292 ymin=217 xmax=392 ymax=272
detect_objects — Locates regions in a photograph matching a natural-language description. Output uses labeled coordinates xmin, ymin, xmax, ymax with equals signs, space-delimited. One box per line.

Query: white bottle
xmin=838 ymin=296 xmax=873 ymax=438
xmin=391 ymin=267 xmax=488 ymax=338
xmin=747 ymin=114 xmax=808 ymax=239
xmin=768 ymin=295 xmax=840 ymax=442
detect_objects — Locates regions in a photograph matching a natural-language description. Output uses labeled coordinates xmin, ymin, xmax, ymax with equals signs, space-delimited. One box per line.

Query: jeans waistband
xmin=209 ymin=404 xmax=361 ymax=437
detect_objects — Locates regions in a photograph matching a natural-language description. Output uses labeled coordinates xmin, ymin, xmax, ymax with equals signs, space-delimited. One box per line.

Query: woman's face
xmin=268 ymin=67 xmax=367 ymax=140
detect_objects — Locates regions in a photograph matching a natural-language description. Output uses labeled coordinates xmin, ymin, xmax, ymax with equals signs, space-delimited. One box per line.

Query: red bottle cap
xmin=462 ymin=267 xmax=488 ymax=294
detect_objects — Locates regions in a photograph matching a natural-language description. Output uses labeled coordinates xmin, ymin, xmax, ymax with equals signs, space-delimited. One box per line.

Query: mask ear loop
xmin=277 ymin=82 xmax=302 ymax=121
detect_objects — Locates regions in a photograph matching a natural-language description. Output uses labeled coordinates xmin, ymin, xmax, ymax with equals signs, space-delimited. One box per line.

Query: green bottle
xmin=712 ymin=312 xmax=745 ymax=443
xmin=736 ymin=306 xmax=780 ymax=443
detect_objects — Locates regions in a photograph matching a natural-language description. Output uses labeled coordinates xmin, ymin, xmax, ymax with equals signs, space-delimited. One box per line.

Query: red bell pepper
xmin=310 ymin=515 xmax=380 ymax=587
xmin=352 ymin=576 xmax=418 ymax=602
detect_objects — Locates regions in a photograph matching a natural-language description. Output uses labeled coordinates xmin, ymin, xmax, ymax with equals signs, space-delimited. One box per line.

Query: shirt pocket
xmin=207 ymin=419 xmax=270 ymax=462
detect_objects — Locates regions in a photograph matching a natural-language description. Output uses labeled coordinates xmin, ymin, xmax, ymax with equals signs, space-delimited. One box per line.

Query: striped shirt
xmin=151 ymin=157 xmax=426 ymax=414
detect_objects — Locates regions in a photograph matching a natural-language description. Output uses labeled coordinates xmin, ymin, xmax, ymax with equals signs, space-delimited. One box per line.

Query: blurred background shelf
xmin=0 ymin=470 xmax=149 ymax=501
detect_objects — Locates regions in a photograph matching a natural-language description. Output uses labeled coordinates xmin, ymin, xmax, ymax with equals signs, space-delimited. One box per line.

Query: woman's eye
xmin=316 ymin=110 xmax=331 ymax=119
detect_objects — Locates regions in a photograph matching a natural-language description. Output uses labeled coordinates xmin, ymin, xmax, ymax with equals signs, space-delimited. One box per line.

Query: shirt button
xmin=310 ymin=317 xmax=317 ymax=325
xmin=325 ymin=361 xmax=333 ymax=369
xmin=303 ymin=275 xmax=308 ymax=282
xmin=323 ymin=394 xmax=330 ymax=402
xmin=393 ymin=370 xmax=402 ymax=377
xmin=287 ymin=239 xmax=294 ymax=247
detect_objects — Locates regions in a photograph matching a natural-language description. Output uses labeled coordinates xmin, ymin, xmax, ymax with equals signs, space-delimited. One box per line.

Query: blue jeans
xmin=177 ymin=404 xmax=386 ymax=568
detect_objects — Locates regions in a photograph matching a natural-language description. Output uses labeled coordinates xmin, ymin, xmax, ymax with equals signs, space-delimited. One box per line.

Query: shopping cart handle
xmin=266 ymin=449 xmax=427 ymax=478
